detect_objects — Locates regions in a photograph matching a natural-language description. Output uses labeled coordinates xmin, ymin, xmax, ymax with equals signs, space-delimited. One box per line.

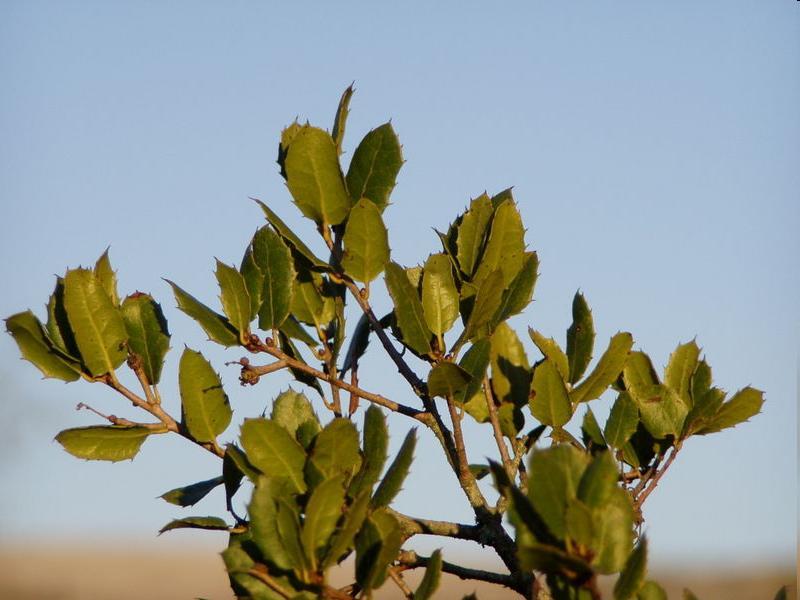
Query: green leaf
xmin=565 ymin=499 xmax=595 ymax=548
xmin=566 ymin=291 xmax=595 ymax=384
xmin=301 ymin=475 xmax=346 ymax=567
xmin=275 ymin=499 xmax=309 ymax=574
xmin=278 ymin=121 xmax=302 ymax=179
xmin=239 ymin=244 xmax=262 ymax=322
xmin=372 ymin=428 xmax=416 ymax=507
xmin=332 ymin=84 xmax=354 ymax=155
xmin=240 ymin=418 xmax=307 ymax=494
xmin=324 ymin=489 xmax=371 ymax=568
xmin=517 ymin=542 xmax=593 ymax=581
xmin=350 ymin=405 xmax=389 ymax=497
xmin=463 ymin=269 xmax=505 ymax=342
xmin=665 ymin=341 xmax=700 ymax=408
xmin=341 ymin=312 xmax=372 ymax=375
xmin=291 ymin=270 xmax=335 ymax=330
xmin=46 ymin=277 xmax=81 ymax=358
xmin=253 ymin=199 xmax=329 ymax=270
xmin=637 ymin=581 xmax=667 ymax=600
xmin=528 ymin=445 xmax=590 ymax=539
xmin=384 ymin=261 xmax=432 ymax=356
xmin=158 ymin=516 xmax=229 ymax=534
xmin=285 ymin=125 xmax=351 ymax=226
xmin=121 ymin=293 xmax=170 ymax=384
xmin=773 ymin=586 xmax=788 ymax=600
xmin=582 ymin=408 xmax=607 ymax=449
xmin=455 ymin=338 xmax=492 ymax=406
xmin=93 ymin=248 xmax=120 ymax=307
xmin=270 ymin=389 xmax=320 ymax=440
xmin=529 ymin=329 xmax=569 ymax=382
xmin=5 ymin=310 xmax=81 ymax=381
xmin=414 ymin=548 xmax=443 ymax=600
xmin=696 ymin=387 xmax=764 ymax=435
xmin=422 ymin=253 xmax=459 ymax=337
xmin=221 ymin=447 xmax=245 ymax=510
xmin=63 ymin=268 xmax=128 ymax=376
xmin=498 ymin=402 xmax=525 ymax=438
xmin=634 ymin=384 xmax=688 ymax=439
xmin=604 ymin=393 xmax=640 ymax=448
xmin=577 ymin=450 xmax=618 ymax=508
xmin=614 ymin=537 xmax=648 ymax=600
xmin=224 ymin=443 xmax=260 ymax=481
xmin=690 ymin=359 xmax=713 ymax=406
xmin=165 ymin=279 xmax=239 ymax=347
xmin=592 ymin=487 xmax=635 ymax=574
xmin=214 ymin=260 xmax=251 ymax=341
xmin=306 ymin=418 xmax=361 ymax=488
xmin=623 ymin=351 xmax=660 ymax=395
xmin=472 ymin=199 xmax=526 ymax=288
xmin=570 ymin=332 xmax=634 ymax=404
xmin=493 ymin=251 xmax=539 ymax=324
xmin=280 ymin=314 xmax=318 ymax=347
xmin=456 ymin=194 xmax=494 ymax=277
xmin=278 ymin=331 xmax=325 ymax=397
xmin=356 ymin=508 xmax=403 ymax=591
xmin=160 ymin=476 xmax=224 ymax=507
xmin=56 ymin=426 xmax=154 ymax=462
xmin=342 ymin=198 xmax=390 ymax=283
xmin=490 ymin=322 xmax=531 ymax=406
xmin=248 ymin=477 xmax=292 ymax=570
xmin=345 ymin=122 xmax=403 ymax=211
xmin=531 ymin=360 xmax=572 ymax=427
xmin=428 ymin=362 xmax=472 ymax=398
xmin=248 ymin=226 xmax=296 ymax=331
xmin=179 ymin=348 xmax=232 ymax=443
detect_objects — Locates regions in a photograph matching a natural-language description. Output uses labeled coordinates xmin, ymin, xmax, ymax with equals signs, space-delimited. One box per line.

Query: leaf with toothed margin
xmin=349 ymin=405 xmax=389 ymax=498
xmin=215 ymin=260 xmax=251 ymax=343
xmin=614 ymin=537 xmax=648 ymax=600
xmin=371 ymin=428 xmax=416 ymax=508
xmin=305 ymin=418 xmax=361 ymax=490
xmin=664 ymin=341 xmax=700 ymax=408
xmin=46 ymin=277 xmax=81 ymax=359
xmin=93 ymin=248 xmax=120 ymax=307
xmin=384 ymin=261 xmax=432 ymax=356
xmin=166 ymin=279 xmax=239 ymax=347
xmin=531 ymin=359 xmax=572 ymax=427
xmin=570 ymin=332 xmax=633 ymax=404
xmin=694 ymin=387 xmax=764 ymax=435
xmin=323 ymin=488 xmax=371 ymax=568
xmin=493 ymin=251 xmax=539 ymax=325
xmin=332 ymin=84 xmax=354 ymax=156
xmin=270 ymin=389 xmax=320 ymax=441
xmin=414 ymin=548 xmax=443 ymax=600
xmin=341 ymin=198 xmax=390 ymax=283
xmin=463 ymin=269 xmax=504 ymax=342
xmin=604 ymin=393 xmax=639 ymax=448
xmin=301 ymin=475 xmax=347 ymax=567
xmin=253 ymin=199 xmax=330 ymax=271
xmin=529 ymin=329 xmax=569 ymax=382
xmin=56 ymin=425 xmax=155 ymax=462
xmin=427 ymin=362 xmax=472 ymax=398
xmin=160 ymin=476 xmax=224 ymax=507
xmin=472 ymin=199 xmax=526 ymax=289
xmin=566 ymin=291 xmax=595 ymax=384
xmin=455 ymin=194 xmax=493 ymax=277
xmin=121 ymin=293 xmax=170 ymax=385
xmin=179 ymin=348 xmax=232 ymax=443
xmin=345 ymin=123 xmax=403 ymax=211
xmin=422 ymin=253 xmax=459 ymax=337
xmin=250 ymin=226 xmax=295 ymax=332
xmin=6 ymin=310 xmax=82 ymax=381
xmin=241 ymin=418 xmax=307 ymax=495
xmin=158 ymin=516 xmax=229 ymax=535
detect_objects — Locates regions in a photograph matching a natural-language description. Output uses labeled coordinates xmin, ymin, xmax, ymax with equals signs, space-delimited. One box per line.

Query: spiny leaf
xmin=56 ymin=426 xmax=154 ymax=462
xmin=582 ymin=408 xmax=607 ymax=449
xmin=291 ymin=270 xmax=335 ymax=330
xmin=350 ymin=405 xmax=389 ymax=497
xmin=531 ymin=359 xmax=572 ymax=427
xmin=254 ymin=199 xmax=329 ymax=270
xmin=427 ymin=362 xmax=472 ymax=398
xmin=529 ymin=329 xmax=569 ymax=382
xmin=270 ymin=389 xmax=320 ymax=440
xmin=528 ymin=444 xmax=590 ymax=539
xmin=472 ymin=199 xmax=526 ymax=288
xmin=276 ymin=499 xmax=308 ymax=573
xmin=455 ymin=338 xmax=491 ymax=406
xmin=332 ymin=84 xmax=354 ymax=156
xmin=345 ymin=122 xmax=403 ymax=211
xmin=356 ymin=508 xmax=403 ymax=591
xmin=566 ymin=291 xmax=595 ymax=384
xmin=240 ymin=418 xmax=307 ymax=494
xmin=301 ymin=475 xmax=346 ymax=567
xmin=372 ymin=428 xmax=416 ymax=507
xmin=93 ymin=248 xmax=120 ymax=307
xmin=384 ymin=261 xmax=432 ymax=356
xmin=121 ymin=293 xmax=170 ymax=385
xmin=455 ymin=194 xmax=494 ymax=277
xmin=422 ymin=253 xmax=459 ymax=337
xmin=490 ymin=323 xmax=531 ymax=405
xmin=248 ymin=477 xmax=292 ymax=571
xmin=285 ymin=125 xmax=351 ymax=226
xmin=64 ymin=268 xmax=128 ymax=376
xmin=6 ymin=310 xmax=81 ymax=381
xmin=493 ymin=251 xmax=539 ymax=325
xmin=251 ymin=226 xmax=295 ymax=331
xmin=179 ymin=348 xmax=232 ymax=443
xmin=306 ymin=418 xmax=362 ymax=489
xmin=46 ymin=277 xmax=80 ymax=358
xmin=158 ymin=516 xmax=229 ymax=535
xmin=614 ymin=537 xmax=648 ymax=600
xmin=665 ymin=341 xmax=700 ymax=408
xmin=278 ymin=331 xmax=325 ymax=397
xmin=414 ymin=549 xmax=443 ymax=600
xmin=623 ymin=351 xmax=660 ymax=397
xmin=160 ymin=476 xmax=224 ymax=507
xmin=633 ymin=384 xmax=688 ymax=439
xmin=463 ymin=269 xmax=505 ymax=342
xmin=166 ymin=279 xmax=239 ymax=347
xmin=341 ymin=198 xmax=390 ymax=283
xmin=604 ymin=393 xmax=640 ymax=448
xmin=695 ymin=387 xmax=764 ymax=435
xmin=324 ymin=489 xmax=371 ymax=568
xmin=570 ymin=332 xmax=634 ymax=404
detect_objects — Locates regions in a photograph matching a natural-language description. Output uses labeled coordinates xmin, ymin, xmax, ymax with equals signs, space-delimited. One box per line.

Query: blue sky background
xmin=1 ymin=1 xmax=797 ymax=572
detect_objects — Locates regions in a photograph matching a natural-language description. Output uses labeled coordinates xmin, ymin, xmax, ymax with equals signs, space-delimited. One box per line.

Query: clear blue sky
xmin=1 ymin=1 xmax=797 ymax=571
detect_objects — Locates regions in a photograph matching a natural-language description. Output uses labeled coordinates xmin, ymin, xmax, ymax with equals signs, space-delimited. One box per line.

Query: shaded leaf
xmin=528 ymin=445 xmax=590 ymax=539
xmin=517 ymin=542 xmax=593 ymax=581
xmin=5 ymin=310 xmax=81 ymax=381
xmin=224 ymin=443 xmax=260 ymax=481
xmin=121 ymin=293 xmax=170 ymax=384
xmin=275 ymin=499 xmax=308 ymax=573
xmin=251 ymin=226 xmax=295 ymax=331
xmin=493 ymin=251 xmax=539 ymax=325
xmin=414 ymin=549 xmax=443 ymax=600
xmin=490 ymin=323 xmax=531 ymax=406
xmin=179 ymin=348 xmax=232 ymax=443
xmin=240 ymin=418 xmax=307 ymax=494
xmin=332 ymin=84 xmax=354 ymax=155
xmin=345 ymin=122 xmax=403 ymax=211
xmin=566 ymin=292 xmax=595 ymax=384
xmin=291 ymin=270 xmax=335 ymax=330
xmin=355 ymin=508 xmax=403 ymax=591
xmin=570 ymin=332 xmax=634 ymax=404
xmin=529 ymin=329 xmax=569 ymax=381
xmin=56 ymin=426 xmax=153 ymax=462
xmin=342 ymin=198 xmax=390 ymax=283
xmin=324 ymin=489 xmax=372 ymax=568
xmin=372 ymin=428 xmax=416 ymax=507
xmin=222 ymin=530 xmax=291 ymax=599
xmin=384 ymin=261 xmax=432 ymax=356
xmin=456 ymin=194 xmax=494 ymax=277
xmin=248 ymin=477 xmax=292 ymax=570
xmin=531 ymin=359 xmax=572 ymax=427
xmin=301 ymin=475 xmax=346 ymax=567
xmin=64 ymin=268 xmax=128 ymax=376
xmin=158 ymin=516 xmax=229 ymax=534
xmin=577 ymin=450 xmax=618 ymax=508
xmin=463 ymin=269 xmax=505 ymax=342
xmin=350 ymin=405 xmax=389 ymax=497
xmin=254 ymin=199 xmax=329 ymax=270
xmin=160 ymin=476 xmax=224 ymax=507
xmin=428 ymin=362 xmax=472 ymax=398
xmin=455 ymin=338 xmax=491 ymax=405
xmin=278 ymin=331 xmax=325 ymax=397
xmin=46 ymin=277 xmax=80 ymax=358
xmin=285 ymin=125 xmax=351 ymax=226
xmin=306 ymin=418 xmax=361 ymax=489
xmin=637 ymin=581 xmax=668 ymax=600
xmin=582 ymin=408 xmax=607 ymax=450
xmin=280 ymin=314 xmax=318 ymax=347
xmin=166 ymin=279 xmax=239 ymax=347
xmin=341 ymin=312 xmax=372 ymax=375
xmin=604 ymin=393 xmax=640 ymax=448
xmin=614 ymin=537 xmax=648 ymax=600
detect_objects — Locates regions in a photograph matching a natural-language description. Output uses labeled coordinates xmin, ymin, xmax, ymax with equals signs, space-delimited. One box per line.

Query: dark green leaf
xmin=64 ymin=268 xmax=128 ymax=376
xmin=455 ymin=338 xmax=491 ymax=405
xmin=254 ymin=199 xmax=329 ymax=270
xmin=614 ymin=537 xmax=648 ymax=600
xmin=301 ymin=475 xmax=346 ymax=567
xmin=604 ymin=393 xmax=640 ymax=448
xmin=531 ymin=360 xmax=572 ymax=427
xmin=158 ymin=516 xmax=229 ymax=534
xmin=384 ymin=261 xmax=432 ymax=356
xmin=345 ymin=122 xmax=403 ymax=211
xmin=428 ymin=362 xmax=472 ymax=398
xmin=528 ymin=445 xmax=590 ymax=539
xmin=472 ymin=200 xmax=526 ymax=288
xmin=278 ymin=331 xmax=325 ymax=397
xmin=332 ymin=84 xmax=354 ymax=155
xmin=166 ymin=279 xmax=239 ymax=347
xmin=306 ymin=418 xmax=361 ymax=488
xmin=222 ymin=530 xmax=293 ymax=599
xmin=291 ymin=269 xmax=335 ymax=330
xmin=280 ymin=315 xmax=318 ymax=347
xmin=464 ymin=269 xmax=505 ymax=342
xmin=121 ymin=293 xmax=170 ymax=385
xmin=493 ymin=251 xmax=539 ymax=325
xmin=278 ymin=121 xmax=302 ymax=179
xmin=5 ymin=310 xmax=81 ymax=381
xmin=773 ymin=586 xmax=788 ymax=600
xmin=160 ymin=476 xmax=224 ymax=507
xmin=456 ymin=194 xmax=494 ymax=277
xmin=224 ymin=443 xmax=260 ymax=481
xmin=341 ymin=313 xmax=372 ymax=376
xmin=56 ymin=426 xmax=154 ymax=462
xmin=637 ymin=581 xmax=667 ymax=600
xmin=577 ymin=450 xmax=618 ymax=508
xmin=270 ymin=389 xmax=320 ymax=440
xmin=517 ymin=542 xmax=593 ymax=581
xmin=350 ymin=405 xmax=389 ymax=497
xmin=529 ymin=329 xmax=569 ymax=382
xmin=570 ymin=332 xmax=634 ymax=404
xmin=179 ymin=348 xmax=232 ymax=443
xmin=690 ymin=359 xmax=713 ymax=407
xmin=665 ymin=341 xmax=700 ymax=408
xmin=275 ymin=499 xmax=309 ymax=573
xmin=46 ymin=277 xmax=81 ymax=358
xmin=285 ymin=125 xmax=351 ymax=226
xmin=240 ymin=418 xmax=307 ymax=494
xmin=566 ymin=292 xmax=595 ymax=384
xmin=342 ymin=198 xmax=390 ymax=283
xmin=324 ymin=489 xmax=371 ymax=568
xmin=355 ymin=508 xmax=403 ymax=591
xmin=249 ymin=226 xmax=296 ymax=332
xmin=414 ymin=549 xmax=443 ymax=600
xmin=239 ymin=244 xmax=262 ymax=322
xmin=468 ymin=464 xmax=491 ymax=480
xmin=592 ymin=487 xmax=636 ymax=574
xmin=696 ymin=387 xmax=764 ymax=435
xmin=372 ymin=428 xmax=416 ymax=508
xmin=248 ymin=477 xmax=292 ymax=570
xmin=422 ymin=253 xmax=459 ymax=337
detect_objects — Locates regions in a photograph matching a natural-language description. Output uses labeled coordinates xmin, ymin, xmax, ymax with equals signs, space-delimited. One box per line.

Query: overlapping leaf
xmin=179 ymin=348 xmax=231 ymax=443
xmin=121 ymin=293 xmax=170 ymax=384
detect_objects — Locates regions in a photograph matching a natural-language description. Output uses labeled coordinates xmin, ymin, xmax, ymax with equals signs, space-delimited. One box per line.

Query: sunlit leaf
xmin=345 ymin=122 xmax=403 ymax=211
xmin=56 ymin=425 xmax=154 ymax=462
xmin=566 ymin=291 xmax=595 ymax=384
xmin=121 ymin=293 xmax=170 ymax=384
xmin=341 ymin=198 xmax=390 ymax=283
xmin=179 ymin=348 xmax=232 ymax=443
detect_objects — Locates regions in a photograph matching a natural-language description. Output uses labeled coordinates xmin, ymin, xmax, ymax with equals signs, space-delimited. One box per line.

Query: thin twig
xmin=387 ymin=508 xmax=482 ymax=542
xmin=446 ymin=396 xmax=489 ymax=511
xmin=75 ymin=402 xmax=165 ymax=430
xmin=635 ymin=443 xmax=682 ymax=508
xmin=387 ymin=567 xmax=414 ymax=598
xmin=245 ymin=567 xmax=292 ymax=598
xmin=483 ymin=375 xmax=514 ymax=478
xmin=396 ymin=550 xmax=518 ymax=591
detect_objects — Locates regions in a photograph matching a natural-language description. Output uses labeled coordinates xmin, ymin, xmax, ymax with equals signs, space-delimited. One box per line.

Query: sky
xmin=0 ymin=0 xmax=797 ymax=575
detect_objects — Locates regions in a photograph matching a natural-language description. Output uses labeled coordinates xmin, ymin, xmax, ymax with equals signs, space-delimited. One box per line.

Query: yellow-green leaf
xmin=456 ymin=194 xmax=493 ymax=277
xmin=5 ymin=310 xmax=81 ymax=381
xmin=342 ymin=198 xmax=390 ymax=283
xmin=241 ymin=418 xmax=307 ymax=495
xmin=179 ymin=348 xmax=231 ymax=443
xmin=531 ymin=359 xmax=572 ymax=427
xmin=93 ymin=248 xmax=120 ymax=307
xmin=215 ymin=259 xmax=251 ymax=343
xmin=121 ymin=293 xmax=170 ymax=384
xmin=56 ymin=425 xmax=154 ymax=462
xmin=529 ymin=329 xmax=569 ymax=382
xmin=421 ymin=253 xmax=459 ymax=336
xmin=166 ymin=279 xmax=239 ymax=347
xmin=345 ymin=122 xmax=403 ymax=211
xmin=428 ymin=362 xmax=472 ymax=398
xmin=253 ymin=199 xmax=330 ymax=271
xmin=384 ymin=261 xmax=432 ymax=356
xmin=570 ymin=332 xmax=634 ymax=404
xmin=472 ymin=200 xmax=525 ymax=288
xmin=664 ymin=341 xmax=700 ymax=408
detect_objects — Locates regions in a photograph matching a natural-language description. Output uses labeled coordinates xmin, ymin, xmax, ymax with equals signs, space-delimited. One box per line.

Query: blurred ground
xmin=0 ymin=543 xmax=794 ymax=599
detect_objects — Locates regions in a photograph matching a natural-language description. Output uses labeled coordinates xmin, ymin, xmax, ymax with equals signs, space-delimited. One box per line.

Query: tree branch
xmin=387 ymin=508 xmax=482 ymax=542
xmin=483 ymin=376 xmax=514 ymax=478
xmin=396 ymin=550 xmax=519 ymax=591
xmin=634 ymin=443 xmax=682 ymax=509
